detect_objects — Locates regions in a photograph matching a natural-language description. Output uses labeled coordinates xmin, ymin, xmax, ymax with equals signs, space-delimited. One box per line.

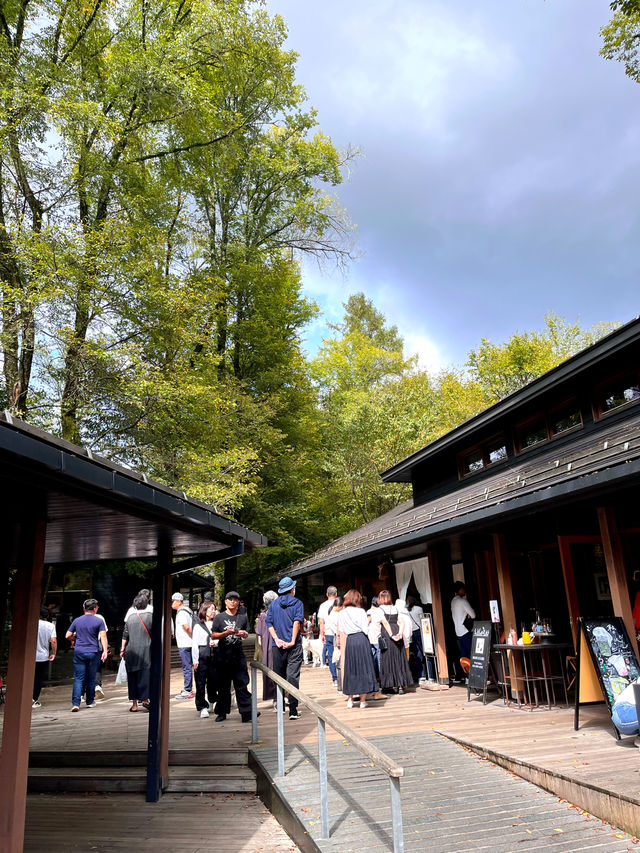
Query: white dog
xmin=302 ymin=636 xmax=325 ymax=667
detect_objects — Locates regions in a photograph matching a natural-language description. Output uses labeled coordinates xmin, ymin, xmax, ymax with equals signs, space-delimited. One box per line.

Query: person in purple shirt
xmin=66 ymin=598 xmax=108 ymax=712
xmin=266 ymin=577 xmax=304 ymax=720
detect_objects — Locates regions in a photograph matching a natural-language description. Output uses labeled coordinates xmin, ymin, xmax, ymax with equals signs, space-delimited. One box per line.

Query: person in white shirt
xmin=317 ymin=586 xmax=338 ymax=685
xmin=192 ymin=601 xmax=218 ymax=718
xmin=339 ymin=590 xmax=382 ymax=708
xmin=172 ymin=593 xmax=194 ymax=699
xmin=33 ymin=608 xmax=57 ymax=708
xmin=451 ymin=582 xmax=475 ymax=659
xmin=406 ymin=597 xmax=428 ymax=683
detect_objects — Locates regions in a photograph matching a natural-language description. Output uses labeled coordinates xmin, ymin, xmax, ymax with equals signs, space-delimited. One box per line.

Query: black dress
xmin=379 ymin=609 xmax=412 ymax=690
xmin=342 ymin=631 xmax=378 ymax=696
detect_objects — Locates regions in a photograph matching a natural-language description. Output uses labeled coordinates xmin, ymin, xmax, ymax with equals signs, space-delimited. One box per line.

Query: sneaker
xmin=71 ymin=706 xmax=79 ymax=712
xmin=241 ymin=712 xmax=260 ymax=723
xmin=86 ymin=703 xmax=95 ymax=708
xmin=215 ymin=714 xmax=226 ymax=722
xmin=272 ymin=700 xmax=278 ymax=711
xmin=359 ymin=701 xmax=367 ymax=709
xmin=175 ymin=690 xmax=194 ymax=700
xmin=95 ymin=686 xmax=105 ymax=700
xmin=288 ymin=712 xmax=301 ymax=720
xmin=32 ymin=701 xmax=41 ymax=708
xmin=200 ymin=708 xmax=210 ymax=719
xmin=346 ymin=698 xmax=353 ymax=708
xmin=398 ymin=687 xmax=405 ymax=695
xmin=418 ymin=677 xmax=427 ymax=685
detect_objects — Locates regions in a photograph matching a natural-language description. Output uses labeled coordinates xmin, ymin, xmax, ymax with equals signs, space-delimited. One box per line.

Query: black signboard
xmin=575 ymin=617 xmax=640 ymax=738
xmin=467 ymin=621 xmax=492 ymax=692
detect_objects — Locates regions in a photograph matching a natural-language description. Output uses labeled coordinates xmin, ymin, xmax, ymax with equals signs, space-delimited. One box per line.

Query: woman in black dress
xmin=375 ymin=590 xmax=412 ymax=694
xmin=120 ymin=593 xmax=152 ymax=712
xmin=339 ymin=589 xmax=379 ymax=708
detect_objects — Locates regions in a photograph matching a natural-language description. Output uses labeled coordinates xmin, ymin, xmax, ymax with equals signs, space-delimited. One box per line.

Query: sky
xmin=264 ymin=0 xmax=640 ymax=372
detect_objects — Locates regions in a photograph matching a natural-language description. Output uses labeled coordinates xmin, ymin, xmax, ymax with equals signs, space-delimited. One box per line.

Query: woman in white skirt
xmin=339 ymin=589 xmax=380 ymax=708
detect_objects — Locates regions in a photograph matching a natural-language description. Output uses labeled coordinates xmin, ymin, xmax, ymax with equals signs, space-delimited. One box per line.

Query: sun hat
xmin=278 ymin=576 xmax=296 ymax=594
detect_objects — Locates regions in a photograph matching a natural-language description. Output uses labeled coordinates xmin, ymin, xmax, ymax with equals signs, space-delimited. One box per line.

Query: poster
xmin=420 ymin=615 xmax=435 ymax=656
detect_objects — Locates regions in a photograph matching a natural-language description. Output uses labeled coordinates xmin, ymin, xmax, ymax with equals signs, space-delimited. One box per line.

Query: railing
xmin=249 ymin=661 xmax=405 ymax=853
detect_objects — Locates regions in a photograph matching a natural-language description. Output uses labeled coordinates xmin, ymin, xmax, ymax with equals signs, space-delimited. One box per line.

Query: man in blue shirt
xmin=66 ymin=599 xmax=108 ymax=712
xmin=266 ymin=577 xmax=304 ymax=720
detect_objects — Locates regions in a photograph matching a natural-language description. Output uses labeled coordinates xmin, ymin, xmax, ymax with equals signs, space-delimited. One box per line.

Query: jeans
xmin=457 ymin=631 xmax=472 ymax=659
xmin=323 ymin=635 xmax=337 ymax=681
xmin=72 ymin=651 xmax=101 ymax=707
xmin=178 ymin=647 xmax=193 ymax=692
xmin=371 ymin=643 xmax=381 ymax=679
xmin=612 ymin=701 xmax=639 ymax=736
xmin=410 ymin=629 xmax=427 ymax=681
xmin=272 ymin=643 xmax=303 ymax=716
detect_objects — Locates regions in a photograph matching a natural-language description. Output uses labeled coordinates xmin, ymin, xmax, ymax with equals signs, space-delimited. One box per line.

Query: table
xmin=493 ymin=643 xmax=573 ymax=709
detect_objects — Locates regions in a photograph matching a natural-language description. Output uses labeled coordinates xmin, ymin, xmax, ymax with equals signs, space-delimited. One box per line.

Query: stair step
xmin=27 ymin=765 xmax=256 ymax=794
xmin=29 ymin=748 xmax=249 ymax=767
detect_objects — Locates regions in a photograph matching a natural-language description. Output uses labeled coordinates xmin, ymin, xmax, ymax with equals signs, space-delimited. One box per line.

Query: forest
xmin=0 ymin=0 xmax=634 ymax=590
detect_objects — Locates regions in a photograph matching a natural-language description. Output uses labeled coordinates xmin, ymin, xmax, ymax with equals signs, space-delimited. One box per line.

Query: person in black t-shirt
xmin=211 ymin=591 xmax=255 ymax=722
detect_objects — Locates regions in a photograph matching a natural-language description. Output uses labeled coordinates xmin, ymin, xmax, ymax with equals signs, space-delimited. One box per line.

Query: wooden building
xmin=288 ymin=316 xmax=640 ymax=689
xmin=0 ymin=413 xmax=266 ymax=853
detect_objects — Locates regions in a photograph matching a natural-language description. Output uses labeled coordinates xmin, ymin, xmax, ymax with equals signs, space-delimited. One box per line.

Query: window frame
xmin=457 ymin=433 xmax=508 ymax=480
xmin=515 ymin=398 xmax=583 ymax=455
xmin=592 ymin=370 xmax=640 ymax=421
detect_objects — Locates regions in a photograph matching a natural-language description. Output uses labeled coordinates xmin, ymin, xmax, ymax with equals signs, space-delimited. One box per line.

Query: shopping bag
xmin=115 ymin=657 xmax=128 ymax=684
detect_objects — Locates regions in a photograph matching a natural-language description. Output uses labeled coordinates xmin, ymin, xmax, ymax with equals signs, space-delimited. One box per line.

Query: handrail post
xmin=276 ymin=684 xmax=285 ymax=777
xmin=317 ymin=717 xmax=330 ymax=839
xmin=251 ymin=665 xmax=258 ymax=744
xmin=389 ymin=776 xmax=404 ymax=853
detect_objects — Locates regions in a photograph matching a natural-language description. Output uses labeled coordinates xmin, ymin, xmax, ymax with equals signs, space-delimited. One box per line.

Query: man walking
xmin=65 ymin=599 xmax=108 ymax=712
xmin=33 ymin=608 xmax=57 ymax=708
xmin=172 ymin=593 xmax=194 ymax=699
xmin=211 ymin=591 xmax=255 ymax=722
xmin=267 ymin=576 xmax=304 ymax=720
xmin=318 ymin=585 xmax=338 ymax=686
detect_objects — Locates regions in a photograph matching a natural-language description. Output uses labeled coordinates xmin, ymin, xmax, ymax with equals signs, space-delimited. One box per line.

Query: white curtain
xmin=394 ymin=557 xmax=431 ymax=604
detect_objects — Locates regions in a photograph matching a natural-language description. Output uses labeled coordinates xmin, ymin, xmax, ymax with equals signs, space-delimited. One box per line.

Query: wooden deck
xmin=6 ymin=660 xmax=640 ymax=848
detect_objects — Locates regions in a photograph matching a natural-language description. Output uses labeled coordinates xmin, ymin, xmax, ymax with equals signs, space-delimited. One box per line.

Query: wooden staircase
xmin=28 ymin=749 xmax=256 ymax=794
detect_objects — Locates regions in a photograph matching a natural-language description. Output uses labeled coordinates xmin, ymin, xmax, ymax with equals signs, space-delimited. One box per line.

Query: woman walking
xmin=120 ymin=593 xmax=152 ymax=712
xmin=255 ymin=590 xmax=278 ymax=704
xmin=193 ymin=601 xmax=217 ymax=718
xmin=339 ymin=589 xmax=379 ymax=709
xmin=373 ymin=590 xmax=412 ymax=694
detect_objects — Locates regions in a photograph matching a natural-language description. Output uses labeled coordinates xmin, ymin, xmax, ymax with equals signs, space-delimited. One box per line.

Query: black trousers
xmin=33 ymin=660 xmax=48 ymax=702
xmin=214 ymin=651 xmax=251 ymax=717
xmin=272 ymin=643 xmax=303 ymax=715
xmin=195 ymin=648 xmax=217 ymax=711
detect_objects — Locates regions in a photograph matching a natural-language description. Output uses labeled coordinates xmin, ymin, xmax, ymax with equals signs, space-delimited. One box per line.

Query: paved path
xmin=255 ymin=731 xmax=636 ymax=852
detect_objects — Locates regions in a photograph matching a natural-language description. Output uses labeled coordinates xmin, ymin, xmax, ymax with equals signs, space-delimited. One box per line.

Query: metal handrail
xmin=249 ymin=660 xmax=404 ymax=853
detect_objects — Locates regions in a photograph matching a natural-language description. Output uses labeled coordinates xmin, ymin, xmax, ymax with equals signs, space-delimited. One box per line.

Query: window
xmin=597 ymin=376 xmax=640 ymax=417
xmin=516 ymin=400 xmax=583 ymax=454
xmin=459 ymin=435 xmax=507 ymax=478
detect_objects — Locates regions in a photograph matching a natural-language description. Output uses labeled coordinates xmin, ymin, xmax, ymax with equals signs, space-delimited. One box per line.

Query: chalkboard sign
xmin=467 ymin=621 xmax=492 ymax=691
xmin=575 ymin=617 xmax=640 ymax=737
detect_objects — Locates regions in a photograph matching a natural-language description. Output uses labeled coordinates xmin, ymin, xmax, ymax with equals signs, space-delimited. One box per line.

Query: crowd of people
xmin=34 ymin=578 xmax=450 ymax=718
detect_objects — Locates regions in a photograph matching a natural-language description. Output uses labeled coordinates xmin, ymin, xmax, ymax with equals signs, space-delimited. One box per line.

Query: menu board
xmin=581 ymin=618 xmax=639 ymax=707
xmin=467 ymin=621 xmax=492 ymax=690
xmin=420 ymin=615 xmax=435 ymax=656
xmin=576 ymin=617 xmax=640 ymax=736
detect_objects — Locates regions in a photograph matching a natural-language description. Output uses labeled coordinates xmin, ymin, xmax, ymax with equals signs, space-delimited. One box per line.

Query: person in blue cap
xmin=266 ymin=576 xmax=304 ymax=720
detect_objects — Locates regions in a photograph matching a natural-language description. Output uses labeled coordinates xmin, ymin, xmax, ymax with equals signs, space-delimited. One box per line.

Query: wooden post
xmin=557 ymin=536 xmax=580 ymax=651
xmin=598 ymin=506 xmax=639 ymax=660
xmin=426 ymin=549 xmax=449 ymax=685
xmin=474 ymin=551 xmax=489 ymax=621
xmin=147 ymin=543 xmax=172 ymax=802
xmin=224 ymin=557 xmax=237 ymax=597
xmin=493 ymin=533 xmax=523 ymax=701
xmin=0 ymin=515 xmax=47 ymax=853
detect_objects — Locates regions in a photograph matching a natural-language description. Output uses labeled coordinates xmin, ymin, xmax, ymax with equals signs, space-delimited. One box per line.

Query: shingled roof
xmin=289 ymin=408 xmax=640 ymax=577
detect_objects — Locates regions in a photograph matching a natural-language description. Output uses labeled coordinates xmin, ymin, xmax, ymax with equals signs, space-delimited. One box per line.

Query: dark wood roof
xmin=290 ymin=408 xmax=640 ymax=577
xmin=382 ymin=314 xmax=640 ymax=483
xmin=0 ymin=412 xmax=266 ymax=564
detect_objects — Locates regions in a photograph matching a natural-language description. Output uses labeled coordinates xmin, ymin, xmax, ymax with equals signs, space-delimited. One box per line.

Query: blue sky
xmin=265 ymin=0 xmax=640 ymax=371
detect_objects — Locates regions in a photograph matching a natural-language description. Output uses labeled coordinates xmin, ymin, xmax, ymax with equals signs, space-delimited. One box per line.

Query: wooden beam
xmin=426 ymin=549 xmax=449 ymax=685
xmin=0 ymin=514 xmax=46 ymax=853
xmin=598 ymin=506 xmax=639 ymax=660
xmin=493 ymin=533 xmax=523 ymax=700
xmin=557 ymin=536 xmax=580 ymax=651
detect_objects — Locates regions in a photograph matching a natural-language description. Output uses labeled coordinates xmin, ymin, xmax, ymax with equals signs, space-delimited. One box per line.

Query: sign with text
xmin=489 ymin=600 xmax=500 ymax=623
xmin=467 ymin=621 xmax=492 ymax=690
xmin=420 ymin=615 xmax=435 ymax=656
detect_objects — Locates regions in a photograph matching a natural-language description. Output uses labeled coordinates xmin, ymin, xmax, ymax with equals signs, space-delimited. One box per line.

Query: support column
xmin=598 ymin=507 xmax=639 ymax=660
xmin=493 ymin=533 xmax=523 ymax=701
xmin=224 ymin=557 xmax=237 ymax=597
xmin=147 ymin=543 xmax=172 ymax=802
xmin=557 ymin=536 xmax=580 ymax=651
xmin=426 ymin=549 xmax=449 ymax=685
xmin=0 ymin=514 xmax=47 ymax=853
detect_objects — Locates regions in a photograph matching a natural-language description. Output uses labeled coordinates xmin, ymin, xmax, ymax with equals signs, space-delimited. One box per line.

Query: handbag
xmin=332 ymin=646 xmax=341 ymax=663
xmin=378 ymin=635 xmax=388 ymax=651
